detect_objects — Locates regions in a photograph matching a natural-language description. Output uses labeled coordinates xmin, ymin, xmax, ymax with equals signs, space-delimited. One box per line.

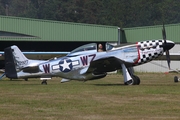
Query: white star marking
xmin=60 ymin=60 xmax=71 ymax=71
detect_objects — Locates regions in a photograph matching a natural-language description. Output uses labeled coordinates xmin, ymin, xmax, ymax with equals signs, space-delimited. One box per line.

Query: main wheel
xmin=132 ymin=75 xmax=140 ymax=85
xmin=174 ymin=76 xmax=178 ymax=82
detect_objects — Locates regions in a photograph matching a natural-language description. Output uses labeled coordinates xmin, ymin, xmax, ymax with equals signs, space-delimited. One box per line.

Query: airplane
xmin=3 ymin=27 xmax=175 ymax=85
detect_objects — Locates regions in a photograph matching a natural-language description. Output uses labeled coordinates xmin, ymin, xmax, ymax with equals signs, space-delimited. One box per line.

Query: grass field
xmin=0 ymin=72 xmax=180 ymax=120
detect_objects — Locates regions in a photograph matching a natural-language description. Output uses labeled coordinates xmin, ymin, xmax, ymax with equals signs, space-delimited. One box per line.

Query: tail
xmin=4 ymin=45 xmax=29 ymax=78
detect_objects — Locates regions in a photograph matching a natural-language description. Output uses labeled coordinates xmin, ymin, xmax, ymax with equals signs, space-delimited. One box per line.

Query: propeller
xmin=162 ymin=24 xmax=171 ymax=70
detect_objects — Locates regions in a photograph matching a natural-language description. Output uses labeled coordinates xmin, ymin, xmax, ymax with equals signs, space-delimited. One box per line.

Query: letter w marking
xmin=43 ymin=64 xmax=50 ymax=73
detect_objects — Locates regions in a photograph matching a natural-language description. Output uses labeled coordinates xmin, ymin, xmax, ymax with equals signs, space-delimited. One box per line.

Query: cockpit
xmin=67 ymin=43 xmax=97 ymax=56
xmin=105 ymin=43 xmax=114 ymax=51
xmin=67 ymin=43 xmax=114 ymax=56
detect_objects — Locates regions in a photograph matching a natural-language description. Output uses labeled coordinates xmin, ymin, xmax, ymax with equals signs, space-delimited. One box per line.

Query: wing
xmin=22 ymin=66 xmax=40 ymax=73
xmin=86 ymin=57 xmax=125 ymax=73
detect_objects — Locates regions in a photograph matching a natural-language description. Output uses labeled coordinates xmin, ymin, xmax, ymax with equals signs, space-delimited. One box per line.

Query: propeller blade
xmin=162 ymin=24 xmax=166 ymax=42
xmin=162 ymin=24 xmax=171 ymax=70
xmin=166 ymin=51 xmax=171 ymax=70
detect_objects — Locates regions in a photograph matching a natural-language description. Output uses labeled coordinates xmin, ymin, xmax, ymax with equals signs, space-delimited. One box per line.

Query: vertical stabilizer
xmin=4 ymin=46 xmax=18 ymax=78
xmin=4 ymin=45 xmax=29 ymax=78
xmin=11 ymin=45 xmax=28 ymax=67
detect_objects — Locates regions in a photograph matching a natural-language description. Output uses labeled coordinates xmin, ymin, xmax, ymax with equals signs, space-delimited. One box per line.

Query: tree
xmin=1 ymin=0 xmax=180 ymax=27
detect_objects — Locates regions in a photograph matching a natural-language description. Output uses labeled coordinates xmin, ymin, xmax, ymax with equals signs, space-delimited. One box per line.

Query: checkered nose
xmin=162 ymin=40 xmax=175 ymax=51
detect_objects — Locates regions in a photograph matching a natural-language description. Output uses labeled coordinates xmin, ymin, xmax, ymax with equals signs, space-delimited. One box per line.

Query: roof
xmin=0 ymin=15 xmax=118 ymax=42
xmin=122 ymin=24 xmax=180 ymax=43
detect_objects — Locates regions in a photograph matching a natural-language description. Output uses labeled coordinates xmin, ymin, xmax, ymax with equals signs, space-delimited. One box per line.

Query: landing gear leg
xmin=121 ymin=64 xmax=133 ymax=85
xmin=121 ymin=64 xmax=140 ymax=85
xmin=41 ymin=80 xmax=47 ymax=85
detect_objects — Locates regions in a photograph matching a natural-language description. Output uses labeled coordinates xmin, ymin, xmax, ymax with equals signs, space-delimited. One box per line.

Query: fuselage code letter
xmin=43 ymin=64 xmax=50 ymax=73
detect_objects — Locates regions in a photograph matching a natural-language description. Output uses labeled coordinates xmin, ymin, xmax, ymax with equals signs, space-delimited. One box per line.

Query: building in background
xmin=0 ymin=15 xmax=179 ymax=72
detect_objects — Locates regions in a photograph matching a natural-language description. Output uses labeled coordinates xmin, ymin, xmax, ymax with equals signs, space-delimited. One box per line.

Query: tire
xmin=174 ymin=76 xmax=178 ymax=82
xmin=133 ymin=75 xmax=140 ymax=85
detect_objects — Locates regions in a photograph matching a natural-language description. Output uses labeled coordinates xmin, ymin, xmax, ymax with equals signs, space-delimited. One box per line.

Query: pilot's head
xmin=98 ymin=44 xmax=103 ymax=49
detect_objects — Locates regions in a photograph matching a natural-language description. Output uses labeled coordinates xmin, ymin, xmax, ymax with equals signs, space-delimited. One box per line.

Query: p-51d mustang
xmin=4 ymin=28 xmax=175 ymax=85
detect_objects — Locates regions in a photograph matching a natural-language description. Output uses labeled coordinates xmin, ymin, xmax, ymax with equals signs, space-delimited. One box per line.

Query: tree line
xmin=1 ymin=0 xmax=180 ymax=28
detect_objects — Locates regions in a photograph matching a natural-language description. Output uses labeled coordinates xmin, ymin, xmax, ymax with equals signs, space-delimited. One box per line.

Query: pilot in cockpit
xmin=98 ymin=44 xmax=103 ymax=52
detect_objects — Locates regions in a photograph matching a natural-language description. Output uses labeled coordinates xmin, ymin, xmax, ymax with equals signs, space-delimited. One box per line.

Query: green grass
xmin=0 ymin=73 xmax=180 ymax=120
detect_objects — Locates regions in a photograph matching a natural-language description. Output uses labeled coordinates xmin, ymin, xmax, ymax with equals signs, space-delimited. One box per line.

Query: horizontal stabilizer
xmin=22 ymin=66 xmax=40 ymax=73
xmin=0 ymin=73 xmax=6 ymax=79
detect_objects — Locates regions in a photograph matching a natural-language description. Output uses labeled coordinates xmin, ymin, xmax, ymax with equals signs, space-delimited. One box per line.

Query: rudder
xmin=4 ymin=45 xmax=29 ymax=79
xmin=4 ymin=46 xmax=18 ymax=78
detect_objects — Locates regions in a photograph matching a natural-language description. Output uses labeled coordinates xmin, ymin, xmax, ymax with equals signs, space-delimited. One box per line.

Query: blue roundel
xmin=59 ymin=58 xmax=73 ymax=72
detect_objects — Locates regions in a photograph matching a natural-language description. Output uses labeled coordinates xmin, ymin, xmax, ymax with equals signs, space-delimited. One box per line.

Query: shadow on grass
xmin=93 ymin=83 xmax=125 ymax=86
xmin=1 ymin=79 xmax=22 ymax=81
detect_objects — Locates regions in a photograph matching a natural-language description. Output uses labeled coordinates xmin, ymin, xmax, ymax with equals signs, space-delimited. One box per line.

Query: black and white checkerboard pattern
xmin=136 ymin=40 xmax=164 ymax=65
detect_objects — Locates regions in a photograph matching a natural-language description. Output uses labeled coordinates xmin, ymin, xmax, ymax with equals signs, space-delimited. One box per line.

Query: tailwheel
xmin=174 ymin=76 xmax=178 ymax=83
xmin=41 ymin=80 xmax=47 ymax=85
